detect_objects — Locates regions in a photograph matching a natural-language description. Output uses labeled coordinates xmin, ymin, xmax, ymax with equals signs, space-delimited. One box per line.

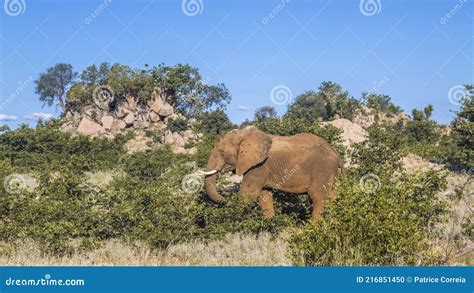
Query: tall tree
xmin=254 ymin=106 xmax=277 ymax=123
xmin=285 ymin=81 xmax=359 ymax=122
xmin=35 ymin=63 xmax=77 ymax=113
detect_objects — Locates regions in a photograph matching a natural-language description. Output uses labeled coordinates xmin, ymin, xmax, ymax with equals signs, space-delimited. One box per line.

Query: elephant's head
xmin=204 ymin=126 xmax=272 ymax=203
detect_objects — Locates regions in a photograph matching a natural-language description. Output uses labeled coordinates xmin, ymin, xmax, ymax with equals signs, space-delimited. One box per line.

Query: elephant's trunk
xmin=205 ymin=146 xmax=225 ymax=204
xmin=205 ymin=172 xmax=225 ymax=203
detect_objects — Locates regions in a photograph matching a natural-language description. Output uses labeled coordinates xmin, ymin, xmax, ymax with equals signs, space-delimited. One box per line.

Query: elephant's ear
xmin=236 ymin=128 xmax=272 ymax=176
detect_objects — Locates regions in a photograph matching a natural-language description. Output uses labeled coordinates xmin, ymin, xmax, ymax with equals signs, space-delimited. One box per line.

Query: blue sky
xmin=0 ymin=0 xmax=472 ymax=128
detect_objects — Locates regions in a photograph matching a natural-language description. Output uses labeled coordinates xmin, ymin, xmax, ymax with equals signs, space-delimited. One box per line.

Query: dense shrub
xmin=254 ymin=106 xmax=278 ymax=124
xmin=362 ymin=93 xmax=401 ymax=116
xmin=285 ymin=81 xmax=360 ymax=122
xmin=0 ymin=144 xmax=295 ymax=255
xmin=403 ymin=105 xmax=439 ymax=144
xmin=0 ymin=120 xmax=130 ymax=172
xmin=444 ymin=88 xmax=473 ymax=170
xmin=289 ymin=171 xmax=447 ymax=265
xmin=195 ymin=109 xmax=235 ymax=137
xmin=0 ymin=165 xmax=106 ymax=254
xmin=166 ymin=117 xmax=189 ymax=133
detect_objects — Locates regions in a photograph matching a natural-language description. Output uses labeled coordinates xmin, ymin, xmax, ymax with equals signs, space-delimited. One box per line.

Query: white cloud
xmin=0 ymin=114 xmax=18 ymax=121
xmin=237 ymin=105 xmax=251 ymax=111
xmin=24 ymin=112 xmax=53 ymax=121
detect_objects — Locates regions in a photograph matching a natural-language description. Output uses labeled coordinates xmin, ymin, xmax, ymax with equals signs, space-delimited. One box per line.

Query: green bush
xmin=0 ymin=120 xmax=130 ymax=173
xmin=289 ymin=171 xmax=447 ymax=266
xmin=166 ymin=117 xmax=189 ymax=133
xmin=0 ymin=166 xmax=106 ymax=254
xmin=0 ymin=144 xmax=296 ymax=255
xmin=285 ymin=81 xmax=360 ymax=122
xmin=444 ymin=89 xmax=473 ymax=170
xmin=362 ymin=93 xmax=401 ymax=116
xmin=195 ymin=109 xmax=235 ymax=137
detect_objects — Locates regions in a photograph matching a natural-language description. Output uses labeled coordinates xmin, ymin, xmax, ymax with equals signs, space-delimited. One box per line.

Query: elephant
xmin=204 ymin=126 xmax=344 ymax=221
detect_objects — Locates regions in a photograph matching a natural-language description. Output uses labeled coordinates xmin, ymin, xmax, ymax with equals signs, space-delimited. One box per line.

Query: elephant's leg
xmin=308 ymin=186 xmax=329 ymax=222
xmin=259 ymin=190 xmax=275 ymax=218
xmin=239 ymin=170 xmax=267 ymax=204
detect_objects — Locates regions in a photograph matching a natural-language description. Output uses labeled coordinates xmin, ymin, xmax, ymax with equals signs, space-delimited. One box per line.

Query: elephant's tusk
xmin=198 ymin=170 xmax=218 ymax=176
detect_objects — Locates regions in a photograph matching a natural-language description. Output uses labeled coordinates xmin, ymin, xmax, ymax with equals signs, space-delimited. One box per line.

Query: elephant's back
xmin=270 ymin=133 xmax=342 ymax=167
xmin=271 ymin=133 xmax=335 ymax=152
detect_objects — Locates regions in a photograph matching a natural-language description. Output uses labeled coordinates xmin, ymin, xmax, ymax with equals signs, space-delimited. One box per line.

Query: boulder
xmin=83 ymin=106 xmax=102 ymax=121
xmin=111 ymin=119 xmax=126 ymax=131
xmin=101 ymin=115 xmax=114 ymax=130
xmin=124 ymin=113 xmax=135 ymax=126
xmin=116 ymin=101 xmax=135 ymax=118
xmin=123 ymin=133 xmax=155 ymax=154
xmin=126 ymin=95 xmax=137 ymax=111
xmin=173 ymin=134 xmax=186 ymax=147
xmin=116 ymin=104 xmax=129 ymax=118
xmin=61 ymin=122 xmax=76 ymax=133
xmin=133 ymin=120 xmax=150 ymax=129
xmin=73 ymin=112 xmax=82 ymax=125
xmin=149 ymin=111 xmax=161 ymax=123
xmin=322 ymin=118 xmax=367 ymax=147
xmin=137 ymin=113 xmax=149 ymax=122
xmin=148 ymin=97 xmax=164 ymax=113
xmin=164 ymin=131 xmax=176 ymax=145
xmin=65 ymin=111 xmax=74 ymax=122
xmin=77 ymin=117 xmax=105 ymax=137
xmin=158 ymin=103 xmax=174 ymax=117
xmin=181 ymin=129 xmax=195 ymax=139
xmin=185 ymin=147 xmax=197 ymax=155
xmin=170 ymin=145 xmax=187 ymax=155
xmin=163 ymin=131 xmax=186 ymax=147
xmin=402 ymin=154 xmax=443 ymax=174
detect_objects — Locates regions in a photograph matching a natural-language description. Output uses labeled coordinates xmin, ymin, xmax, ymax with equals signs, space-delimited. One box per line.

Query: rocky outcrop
xmin=63 ymin=88 xmax=174 ymax=136
xmin=62 ymin=87 xmax=201 ymax=155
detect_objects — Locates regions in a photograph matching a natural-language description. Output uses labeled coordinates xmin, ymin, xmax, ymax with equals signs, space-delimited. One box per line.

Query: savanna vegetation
xmin=0 ymin=62 xmax=472 ymax=265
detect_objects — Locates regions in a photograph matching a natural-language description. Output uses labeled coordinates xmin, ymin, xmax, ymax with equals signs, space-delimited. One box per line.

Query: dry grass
xmin=432 ymin=172 xmax=473 ymax=266
xmin=0 ymin=233 xmax=290 ymax=266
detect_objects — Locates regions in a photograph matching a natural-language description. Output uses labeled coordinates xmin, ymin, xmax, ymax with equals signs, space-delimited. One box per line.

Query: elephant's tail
xmin=338 ymin=159 xmax=346 ymax=176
